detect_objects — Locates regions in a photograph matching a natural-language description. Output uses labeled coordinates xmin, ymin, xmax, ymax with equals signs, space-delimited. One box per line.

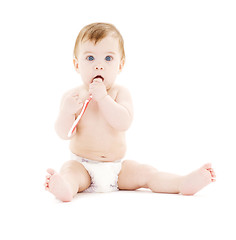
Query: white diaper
xmin=71 ymin=153 xmax=122 ymax=193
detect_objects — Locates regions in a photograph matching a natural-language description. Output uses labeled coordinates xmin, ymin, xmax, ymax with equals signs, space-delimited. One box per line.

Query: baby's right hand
xmin=61 ymin=92 xmax=83 ymax=115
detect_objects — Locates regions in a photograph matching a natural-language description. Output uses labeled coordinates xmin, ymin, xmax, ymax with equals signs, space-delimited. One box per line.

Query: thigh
xmin=60 ymin=160 xmax=91 ymax=192
xmin=118 ymin=160 xmax=157 ymax=190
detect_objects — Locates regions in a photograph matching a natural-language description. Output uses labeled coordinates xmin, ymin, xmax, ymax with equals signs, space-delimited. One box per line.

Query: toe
xmin=203 ymin=163 xmax=212 ymax=169
xmin=45 ymin=169 xmax=56 ymax=191
xmin=47 ymin=168 xmax=56 ymax=175
xmin=44 ymin=176 xmax=50 ymax=188
xmin=207 ymin=167 xmax=216 ymax=178
xmin=44 ymin=182 xmax=49 ymax=190
xmin=210 ymin=171 xmax=216 ymax=178
xmin=45 ymin=175 xmax=51 ymax=181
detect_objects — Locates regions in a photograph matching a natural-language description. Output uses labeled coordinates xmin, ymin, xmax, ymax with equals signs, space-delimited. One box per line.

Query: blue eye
xmin=87 ymin=56 xmax=94 ymax=61
xmin=105 ymin=56 xmax=113 ymax=61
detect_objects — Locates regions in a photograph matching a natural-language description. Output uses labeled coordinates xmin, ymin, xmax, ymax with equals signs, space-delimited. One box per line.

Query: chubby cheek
xmin=79 ymin=65 xmax=92 ymax=85
xmin=104 ymin=70 xmax=116 ymax=87
xmin=105 ymin=63 xmax=120 ymax=83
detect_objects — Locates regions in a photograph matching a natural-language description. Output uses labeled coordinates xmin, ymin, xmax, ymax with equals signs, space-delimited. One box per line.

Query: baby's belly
xmin=69 ymin=130 xmax=126 ymax=162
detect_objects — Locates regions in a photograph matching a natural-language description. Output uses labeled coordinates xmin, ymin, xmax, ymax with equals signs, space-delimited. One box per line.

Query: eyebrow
xmin=106 ymin=51 xmax=116 ymax=55
xmin=82 ymin=51 xmax=116 ymax=55
xmin=82 ymin=51 xmax=93 ymax=55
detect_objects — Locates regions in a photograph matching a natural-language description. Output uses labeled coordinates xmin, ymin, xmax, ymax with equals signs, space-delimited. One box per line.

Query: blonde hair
xmin=73 ymin=22 xmax=125 ymax=61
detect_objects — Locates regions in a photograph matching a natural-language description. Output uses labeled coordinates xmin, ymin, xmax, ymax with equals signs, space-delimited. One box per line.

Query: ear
xmin=73 ymin=57 xmax=80 ymax=73
xmin=118 ymin=58 xmax=125 ymax=73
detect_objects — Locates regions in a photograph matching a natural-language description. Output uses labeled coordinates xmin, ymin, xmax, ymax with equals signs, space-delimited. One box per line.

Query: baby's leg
xmin=45 ymin=160 xmax=91 ymax=202
xmin=118 ymin=160 xmax=215 ymax=195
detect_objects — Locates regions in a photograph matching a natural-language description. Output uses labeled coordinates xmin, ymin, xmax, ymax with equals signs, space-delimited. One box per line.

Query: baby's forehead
xmin=79 ymin=36 xmax=120 ymax=53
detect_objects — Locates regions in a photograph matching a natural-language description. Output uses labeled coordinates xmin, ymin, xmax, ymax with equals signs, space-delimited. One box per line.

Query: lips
xmin=92 ymin=75 xmax=104 ymax=82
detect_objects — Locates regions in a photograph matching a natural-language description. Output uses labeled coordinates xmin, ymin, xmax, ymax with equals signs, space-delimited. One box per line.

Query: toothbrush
xmin=67 ymin=95 xmax=93 ymax=138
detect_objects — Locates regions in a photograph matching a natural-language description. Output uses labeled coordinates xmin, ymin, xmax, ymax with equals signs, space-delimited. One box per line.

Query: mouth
xmin=92 ymin=75 xmax=104 ymax=82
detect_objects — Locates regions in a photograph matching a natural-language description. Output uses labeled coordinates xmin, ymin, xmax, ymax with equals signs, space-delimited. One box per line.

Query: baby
xmin=45 ymin=23 xmax=216 ymax=202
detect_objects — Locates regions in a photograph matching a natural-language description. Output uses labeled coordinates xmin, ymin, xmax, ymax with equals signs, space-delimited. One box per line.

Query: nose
xmin=95 ymin=64 xmax=104 ymax=70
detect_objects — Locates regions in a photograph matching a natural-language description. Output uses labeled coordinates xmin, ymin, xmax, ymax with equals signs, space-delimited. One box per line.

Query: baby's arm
xmin=55 ymin=89 xmax=83 ymax=139
xmin=98 ymin=90 xmax=133 ymax=131
xmin=90 ymin=80 xmax=133 ymax=131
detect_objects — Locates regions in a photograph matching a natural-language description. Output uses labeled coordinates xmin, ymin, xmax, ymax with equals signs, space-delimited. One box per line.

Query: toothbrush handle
xmin=67 ymin=95 xmax=92 ymax=138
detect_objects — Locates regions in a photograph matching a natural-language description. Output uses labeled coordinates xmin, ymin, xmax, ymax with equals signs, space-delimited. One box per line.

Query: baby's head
xmin=74 ymin=22 xmax=125 ymax=62
xmin=73 ymin=23 xmax=125 ymax=89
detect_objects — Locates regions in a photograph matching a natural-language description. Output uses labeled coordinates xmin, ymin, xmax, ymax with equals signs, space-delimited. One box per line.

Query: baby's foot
xmin=179 ymin=163 xmax=216 ymax=195
xmin=45 ymin=168 xmax=73 ymax=202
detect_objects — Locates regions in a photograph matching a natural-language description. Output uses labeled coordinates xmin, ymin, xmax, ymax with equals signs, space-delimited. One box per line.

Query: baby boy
xmin=45 ymin=23 xmax=216 ymax=202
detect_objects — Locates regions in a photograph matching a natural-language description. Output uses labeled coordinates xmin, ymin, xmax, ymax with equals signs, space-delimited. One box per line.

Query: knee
xmin=60 ymin=160 xmax=79 ymax=170
xmin=60 ymin=160 xmax=86 ymax=175
xmin=137 ymin=164 xmax=158 ymax=187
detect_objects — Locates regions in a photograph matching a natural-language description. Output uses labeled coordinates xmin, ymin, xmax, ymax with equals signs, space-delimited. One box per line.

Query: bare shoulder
xmin=113 ymin=84 xmax=133 ymax=115
xmin=113 ymin=84 xmax=130 ymax=92
xmin=62 ymin=86 xmax=88 ymax=100
xmin=110 ymin=84 xmax=130 ymax=98
xmin=59 ymin=86 xmax=84 ymax=106
xmin=113 ymin=85 xmax=132 ymax=101
xmin=62 ymin=86 xmax=82 ymax=98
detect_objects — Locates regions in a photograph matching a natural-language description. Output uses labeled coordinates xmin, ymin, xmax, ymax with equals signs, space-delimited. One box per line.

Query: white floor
xmin=1 ymin=170 xmax=235 ymax=240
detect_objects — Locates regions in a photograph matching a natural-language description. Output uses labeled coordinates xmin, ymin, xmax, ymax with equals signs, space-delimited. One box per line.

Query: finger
xmin=90 ymin=81 xmax=98 ymax=86
xmin=89 ymin=84 xmax=97 ymax=90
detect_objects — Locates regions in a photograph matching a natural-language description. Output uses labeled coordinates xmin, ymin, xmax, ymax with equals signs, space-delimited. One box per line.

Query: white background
xmin=0 ymin=0 xmax=235 ymax=239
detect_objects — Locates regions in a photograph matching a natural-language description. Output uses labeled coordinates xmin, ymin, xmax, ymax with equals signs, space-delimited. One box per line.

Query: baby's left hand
xmin=89 ymin=79 xmax=107 ymax=102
